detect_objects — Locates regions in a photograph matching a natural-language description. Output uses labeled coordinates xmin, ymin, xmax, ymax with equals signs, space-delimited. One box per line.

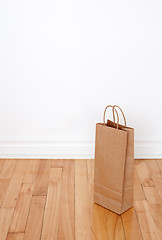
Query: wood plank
xmin=156 ymin=160 xmax=162 ymax=172
xmin=87 ymin=159 xmax=94 ymax=212
xmin=75 ymin=159 xmax=91 ymax=240
xmin=143 ymin=187 xmax=161 ymax=205
xmin=134 ymin=168 xmax=145 ymax=201
xmin=9 ymin=183 xmax=32 ymax=233
xmin=0 ymin=160 xmax=17 ymax=179
xmin=12 ymin=160 xmax=28 ymax=180
xmin=0 ymin=179 xmax=10 ymax=207
xmin=23 ymin=160 xmax=39 ymax=183
xmin=7 ymin=233 xmax=24 ymax=240
xmin=1 ymin=159 xmax=162 ymax=240
xmin=151 ymin=175 xmax=162 ymax=201
xmin=1 ymin=180 xmax=22 ymax=208
xmin=135 ymin=160 xmax=154 ymax=187
xmin=134 ymin=200 xmax=159 ymax=240
xmin=145 ymin=160 xmax=162 ymax=201
xmin=92 ymin=204 xmax=125 ymax=240
xmin=51 ymin=159 xmax=63 ymax=168
xmin=2 ymin=160 xmax=28 ymax=208
xmin=57 ymin=160 xmax=74 ymax=240
xmin=0 ymin=208 xmax=14 ymax=240
xmin=87 ymin=159 xmax=94 ymax=239
xmin=146 ymin=160 xmax=161 ymax=178
xmin=143 ymin=187 xmax=162 ymax=239
xmin=0 ymin=159 xmax=6 ymax=174
xmin=32 ymin=160 xmax=50 ymax=196
xmin=92 ymin=204 xmax=109 ymax=240
xmin=41 ymin=168 xmax=62 ymax=240
xmin=24 ymin=196 xmax=46 ymax=240
xmin=121 ymin=207 xmax=143 ymax=240
xmin=105 ymin=208 xmax=125 ymax=240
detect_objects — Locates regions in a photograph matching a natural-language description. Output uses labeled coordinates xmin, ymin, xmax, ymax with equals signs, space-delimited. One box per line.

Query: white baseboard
xmin=0 ymin=137 xmax=95 ymax=159
xmin=0 ymin=136 xmax=162 ymax=159
xmin=134 ymin=137 xmax=162 ymax=159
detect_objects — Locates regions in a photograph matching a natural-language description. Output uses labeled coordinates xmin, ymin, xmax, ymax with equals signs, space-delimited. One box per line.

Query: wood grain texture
xmin=135 ymin=160 xmax=154 ymax=187
xmin=58 ymin=160 xmax=75 ymax=240
xmin=146 ymin=160 xmax=161 ymax=178
xmin=121 ymin=207 xmax=143 ymax=240
xmin=2 ymin=160 xmax=28 ymax=208
xmin=87 ymin=159 xmax=94 ymax=240
xmin=0 ymin=159 xmax=162 ymax=240
xmin=75 ymin=159 xmax=91 ymax=240
xmin=143 ymin=187 xmax=162 ymax=239
xmin=134 ymin=200 xmax=159 ymax=240
xmin=134 ymin=168 xmax=146 ymax=201
xmin=0 ymin=160 xmax=6 ymax=173
xmin=92 ymin=204 xmax=109 ymax=240
xmin=147 ymin=160 xmax=162 ymax=201
xmin=0 ymin=180 xmax=10 ymax=207
xmin=1 ymin=180 xmax=22 ymax=208
xmin=32 ymin=160 xmax=50 ymax=196
xmin=41 ymin=168 xmax=62 ymax=240
xmin=105 ymin=208 xmax=125 ymax=240
xmin=7 ymin=233 xmax=24 ymax=240
xmin=150 ymin=175 xmax=162 ymax=201
xmin=0 ymin=208 xmax=14 ymax=240
xmin=24 ymin=196 xmax=46 ymax=240
xmin=156 ymin=160 xmax=162 ymax=172
xmin=9 ymin=183 xmax=32 ymax=232
xmin=23 ymin=160 xmax=39 ymax=183
xmin=51 ymin=159 xmax=63 ymax=168
xmin=0 ymin=160 xmax=17 ymax=179
xmin=92 ymin=204 xmax=125 ymax=240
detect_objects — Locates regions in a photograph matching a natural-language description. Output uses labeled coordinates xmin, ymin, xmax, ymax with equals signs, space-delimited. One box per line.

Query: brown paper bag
xmin=94 ymin=105 xmax=134 ymax=214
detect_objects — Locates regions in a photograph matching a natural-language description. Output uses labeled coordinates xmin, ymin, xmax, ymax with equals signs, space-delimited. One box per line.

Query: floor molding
xmin=0 ymin=136 xmax=161 ymax=159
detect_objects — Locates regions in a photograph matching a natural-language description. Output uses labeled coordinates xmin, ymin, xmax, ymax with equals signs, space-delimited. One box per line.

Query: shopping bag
xmin=94 ymin=105 xmax=134 ymax=214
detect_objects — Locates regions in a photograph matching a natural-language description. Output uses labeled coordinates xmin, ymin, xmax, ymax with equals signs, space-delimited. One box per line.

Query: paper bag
xmin=94 ymin=105 xmax=134 ymax=214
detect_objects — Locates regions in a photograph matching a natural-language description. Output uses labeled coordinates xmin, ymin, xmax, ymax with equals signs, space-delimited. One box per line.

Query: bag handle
xmin=113 ymin=105 xmax=127 ymax=127
xmin=103 ymin=105 xmax=119 ymax=129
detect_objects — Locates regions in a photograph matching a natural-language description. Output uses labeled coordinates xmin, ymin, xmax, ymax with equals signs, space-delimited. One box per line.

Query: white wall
xmin=0 ymin=0 xmax=162 ymax=158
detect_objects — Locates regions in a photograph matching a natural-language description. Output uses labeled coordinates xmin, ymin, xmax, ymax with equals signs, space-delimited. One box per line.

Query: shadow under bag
xmin=94 ymin=105 xmax=134 ymax=214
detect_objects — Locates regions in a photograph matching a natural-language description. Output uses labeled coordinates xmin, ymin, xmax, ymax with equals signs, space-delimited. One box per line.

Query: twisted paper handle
xmin=103 ymin=105 xmax=119 ymax=129
xmin=113 ymin=105 xmax=126 ymax=127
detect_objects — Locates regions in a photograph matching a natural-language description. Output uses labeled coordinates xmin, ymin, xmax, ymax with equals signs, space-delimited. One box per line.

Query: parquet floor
xmin=0 ymin=159 xmax=162 ymax=239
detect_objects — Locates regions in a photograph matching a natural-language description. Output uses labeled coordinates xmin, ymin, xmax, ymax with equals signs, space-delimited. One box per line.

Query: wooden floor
xmin=0 ymin=159 xmax=162 ymax=240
